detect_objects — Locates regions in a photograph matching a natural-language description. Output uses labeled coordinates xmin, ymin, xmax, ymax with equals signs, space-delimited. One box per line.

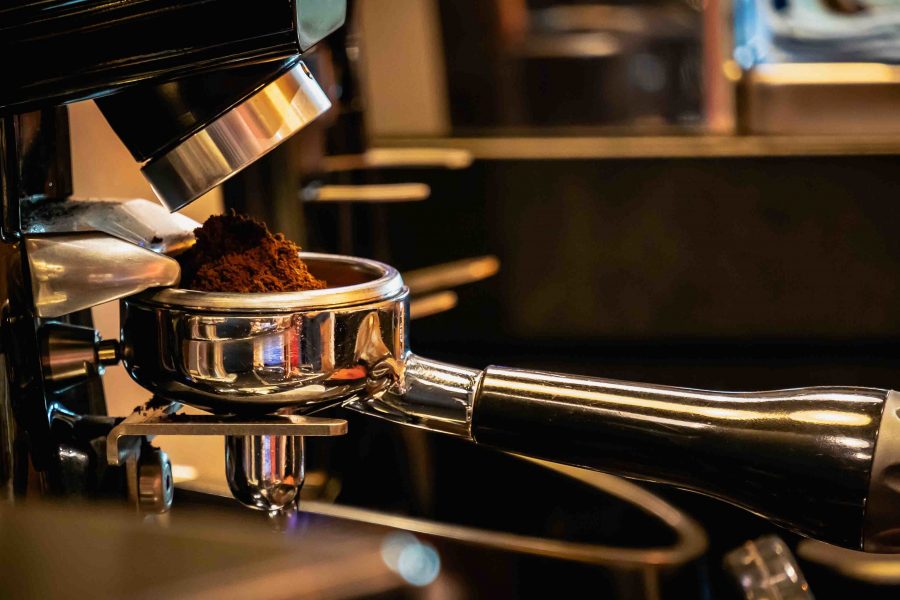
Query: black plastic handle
xmin=471 ymin=365 xmax=888 ymax=550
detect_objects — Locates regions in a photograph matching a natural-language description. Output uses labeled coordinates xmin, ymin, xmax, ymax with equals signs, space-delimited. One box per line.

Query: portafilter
xmin=121 ymin=253 xmax=900 ymax=553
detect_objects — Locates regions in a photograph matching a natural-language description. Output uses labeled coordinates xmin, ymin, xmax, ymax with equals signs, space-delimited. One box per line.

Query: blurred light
xmin=381 ymin=532 xmax=441 ymax=587
xmin=751 ymin=63 xmax=900 ymax=85
xmin=630 ymin=53 xmax=666 ymax=93
xmin=722 ymin=60 xmax=743 ymax=82
xmin=540 ymin=5 xmax=649 ymax=35
xmin=171 ymin=464 xmax=198 ymax=483
xmin=398 ymin=543 xmax=440 ymax=587
xmin=788 ymin=410 xmax=872 ymax=427
xmin=409 ymin=291 xmax=458 ymax=319
xmin=734 ymin=45 xmax=755 ymax=70
xmin=526 ymin=32 xmax=622 ymax=58
xmin=381 ymin=532 xmax=417 ymax=571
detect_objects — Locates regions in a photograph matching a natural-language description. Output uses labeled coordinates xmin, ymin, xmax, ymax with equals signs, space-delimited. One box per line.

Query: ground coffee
xmin=177 ymin=212 xmax=326 ymax=293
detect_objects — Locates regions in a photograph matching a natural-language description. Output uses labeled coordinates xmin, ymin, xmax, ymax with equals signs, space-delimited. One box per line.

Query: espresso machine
xmin=4 ymin=5 xmax=900 ymax=593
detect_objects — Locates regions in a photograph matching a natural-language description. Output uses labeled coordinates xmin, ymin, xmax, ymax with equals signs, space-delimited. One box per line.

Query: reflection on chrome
xmin=828 ymin=436 xmax=873 ymax=450
xmin=788 ymin=410 xmax=872 ymax=427
xmin=143 ymin=60 xmax=332 ymax=211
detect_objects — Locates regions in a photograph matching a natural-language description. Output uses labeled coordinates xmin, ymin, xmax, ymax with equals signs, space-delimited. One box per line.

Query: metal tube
xmin=225 ymin=435 xmax=305 ymax=513
xmin=349 ymin=354 xmax=481 ymax=438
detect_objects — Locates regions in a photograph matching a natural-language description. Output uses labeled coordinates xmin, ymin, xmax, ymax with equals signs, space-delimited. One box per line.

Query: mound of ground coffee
xmin=177 ymin=212 xmax=326 ymax=293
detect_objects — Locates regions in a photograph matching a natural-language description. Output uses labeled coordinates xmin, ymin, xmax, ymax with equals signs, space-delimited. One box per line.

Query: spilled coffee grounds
xmin=177 ymin=212 xmax=326 ymax=293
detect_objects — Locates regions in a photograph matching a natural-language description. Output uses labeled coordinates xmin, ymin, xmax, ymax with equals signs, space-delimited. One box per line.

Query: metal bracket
xmin=107 ymin=401 xmax=348 ymax=466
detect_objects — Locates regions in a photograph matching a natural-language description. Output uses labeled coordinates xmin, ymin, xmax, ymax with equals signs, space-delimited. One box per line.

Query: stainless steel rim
xmin=142 ymin=60 xmax=332 ymax=212
xmin=134 ymin=253 xmax=405 ymax=312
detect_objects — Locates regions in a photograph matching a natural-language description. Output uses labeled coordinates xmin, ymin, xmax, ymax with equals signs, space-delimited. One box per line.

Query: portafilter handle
xmin=352 ymin=355 xmax=900 ymax=553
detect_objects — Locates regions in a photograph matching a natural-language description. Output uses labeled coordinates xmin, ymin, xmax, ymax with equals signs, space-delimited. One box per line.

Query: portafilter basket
xmin=122 ymin=253 xmax=900 ymax=552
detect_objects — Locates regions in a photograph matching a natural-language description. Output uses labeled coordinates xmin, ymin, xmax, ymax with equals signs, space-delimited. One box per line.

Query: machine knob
xmin=137 ymin=445 xmax=174 ymax=514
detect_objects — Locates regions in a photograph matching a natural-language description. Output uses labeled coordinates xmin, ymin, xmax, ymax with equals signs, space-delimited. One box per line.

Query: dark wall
xmin=366 ymin=155 xmax=900 ymax=346
xmin=226 ymin=148 xmax=900 ymax=357
xmin=492 ymin=155 xmax=900 ymax=340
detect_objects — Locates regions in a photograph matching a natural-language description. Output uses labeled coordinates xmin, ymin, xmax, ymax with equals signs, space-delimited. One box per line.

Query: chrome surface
xmin=39 ymin=323 xmax=119 ymax=389
xmin=226 ymin=434 xmax=304 ymax=512
xmin=26 ymin=232 xmax=180 ymax=318
xmin=137 ymin=445 xmax=174 ymax=513
xmin=95 ymin=339 xmax=119 ymax=365
xmin=40 ymin=323 xmax=101 ymax=386
xmin=142 ymin=61 xmax=332 ymax=211
xmin=349 ymin=355 xmax=480 ymax=438
xmin=798 ymin=539 xmax=900 ymax=585
xmin=119 ymin=253 xmax=900 ymax=550
xmin=22 ymin=198 xmax=200 ymax=254
xmin=865 ymin=390 xmax=900 ymax=552
xmin=723 ymin=535 xmax=812 ymax=600
xmin=122 ymin=254 xmax=405 ymax=411
xmin=106 ymin=401 xmax=347 ymax=467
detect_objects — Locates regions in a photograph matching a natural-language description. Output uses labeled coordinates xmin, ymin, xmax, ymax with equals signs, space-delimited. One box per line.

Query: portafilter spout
xmin=121 ymin=253 xmax=900 ymax=551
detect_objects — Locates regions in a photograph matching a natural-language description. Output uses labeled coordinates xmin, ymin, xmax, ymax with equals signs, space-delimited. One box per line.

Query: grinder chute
xmin=0 ymin=0 xmax=346 ymax=517
xmin=1 ymin=0 xmax=344 ymax=212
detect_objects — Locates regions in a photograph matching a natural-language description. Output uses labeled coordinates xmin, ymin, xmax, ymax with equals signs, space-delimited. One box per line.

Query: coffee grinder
xmin=0 ymin=0 xmax=347 ymax=511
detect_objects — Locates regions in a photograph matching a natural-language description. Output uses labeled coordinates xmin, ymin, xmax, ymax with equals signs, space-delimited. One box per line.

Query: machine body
xmin=0 ymin=0 xmax=345 ymax=507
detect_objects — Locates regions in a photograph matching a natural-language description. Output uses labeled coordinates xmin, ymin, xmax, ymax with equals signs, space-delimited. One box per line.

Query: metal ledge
xmin=108 ymin=402 xmax=347 ymax=466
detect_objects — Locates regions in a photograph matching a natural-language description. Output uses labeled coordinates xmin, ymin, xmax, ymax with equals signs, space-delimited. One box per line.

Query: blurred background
xmin=65 ymin=0 xmax=900 ymax=597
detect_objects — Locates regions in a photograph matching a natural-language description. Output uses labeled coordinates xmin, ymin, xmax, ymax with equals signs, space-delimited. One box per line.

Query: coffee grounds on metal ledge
xmin=177 ymin=212 xmax=326 ymax=293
